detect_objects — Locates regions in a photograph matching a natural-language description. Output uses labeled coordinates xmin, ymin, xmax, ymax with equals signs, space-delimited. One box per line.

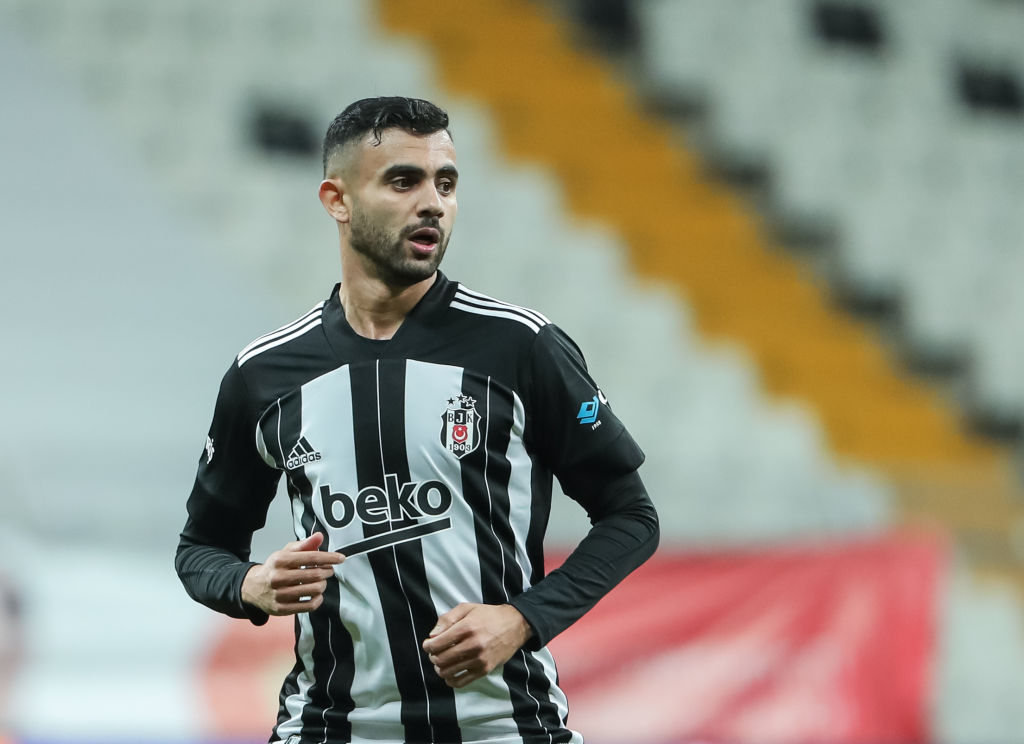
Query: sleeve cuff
xmin=235 ymin=562 xmax=269 ymax=626
xmin=508 ymin=593 xmax=548 ymax=651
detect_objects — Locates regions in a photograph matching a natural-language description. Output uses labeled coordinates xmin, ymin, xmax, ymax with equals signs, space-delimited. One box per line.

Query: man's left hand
xmin=422 ymin=603 xmax=534 ymax=688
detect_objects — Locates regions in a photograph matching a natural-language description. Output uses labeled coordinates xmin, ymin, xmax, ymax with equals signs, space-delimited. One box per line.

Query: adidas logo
xmin=286 ymin=436 xmax=322 ymax=470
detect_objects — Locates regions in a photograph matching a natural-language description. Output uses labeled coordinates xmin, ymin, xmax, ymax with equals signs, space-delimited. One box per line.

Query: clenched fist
xmin=242 ymin=532 xmax=344 ymax=615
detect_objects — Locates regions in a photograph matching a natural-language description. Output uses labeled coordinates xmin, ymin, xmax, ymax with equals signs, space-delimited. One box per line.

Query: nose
xmin=417 ymin=185 xmax=444 ymax=218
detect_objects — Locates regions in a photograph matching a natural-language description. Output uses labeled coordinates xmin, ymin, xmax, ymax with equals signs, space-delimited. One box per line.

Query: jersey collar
xmin=322 ymin=271 xmax=456 ymax=349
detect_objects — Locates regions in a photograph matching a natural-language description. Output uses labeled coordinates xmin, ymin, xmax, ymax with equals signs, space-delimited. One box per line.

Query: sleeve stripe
xmin=236 ymin=303 xmax=326 ymax=359
xmin=453 ymin=287 xmax=550 ymax=327
xmin=450 ymin=300 xmax=544 ymax=333
xmin=237 ymin=317 xmax=323 ymax=367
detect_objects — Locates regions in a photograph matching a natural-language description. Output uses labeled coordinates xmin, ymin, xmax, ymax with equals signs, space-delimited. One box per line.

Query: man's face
xmin=345 ymin=128 xmax=458 ymax=287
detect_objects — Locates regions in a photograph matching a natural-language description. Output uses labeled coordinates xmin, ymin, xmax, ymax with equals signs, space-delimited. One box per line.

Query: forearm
xmin=510 ymin=471 xmax=659 ymax=648
xmin=177 ymin=360 xmax=282 ymax=624
xmin=175 ymin=537 xmax=267 ymax=625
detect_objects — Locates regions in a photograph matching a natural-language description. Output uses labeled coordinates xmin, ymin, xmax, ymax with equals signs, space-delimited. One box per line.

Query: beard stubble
xmin=349 ymin=208 xmax=448 ymax=287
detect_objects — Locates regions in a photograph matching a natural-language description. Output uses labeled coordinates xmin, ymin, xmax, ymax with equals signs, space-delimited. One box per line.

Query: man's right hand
xmin=241 ymin=532 xmax=344 ymax=615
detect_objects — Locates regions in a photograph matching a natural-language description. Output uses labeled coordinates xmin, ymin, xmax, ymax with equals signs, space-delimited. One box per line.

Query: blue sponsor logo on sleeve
xmin=576 ymin=396 xmax=599 ymax=425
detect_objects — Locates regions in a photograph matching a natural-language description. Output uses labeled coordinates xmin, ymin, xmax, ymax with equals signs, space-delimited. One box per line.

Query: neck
xmin=337 ymin=263 xmax=437 ymax=341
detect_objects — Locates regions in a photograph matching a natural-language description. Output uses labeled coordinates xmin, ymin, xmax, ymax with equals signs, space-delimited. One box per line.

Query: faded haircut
xmin=321 ymin=96 xmax=451 ymax=177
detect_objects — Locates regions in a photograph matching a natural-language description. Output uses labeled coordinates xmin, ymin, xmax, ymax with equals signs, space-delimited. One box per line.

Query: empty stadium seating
xmin=637 ymin=0 xmax=1024 ymax=428
xmin=3 ymin=0 xmax=1024 ymax=741
xmin=2 ymin=0 xmax=900 ymax=547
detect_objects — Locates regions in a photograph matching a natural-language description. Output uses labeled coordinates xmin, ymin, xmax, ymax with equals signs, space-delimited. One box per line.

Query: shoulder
xmin=234 ymin=301 xmax=327 ymax=369
xmin=228 ymin=301 xmax=332 ymax=412
xmin=447 ymin=282 xmax=552 ymax=336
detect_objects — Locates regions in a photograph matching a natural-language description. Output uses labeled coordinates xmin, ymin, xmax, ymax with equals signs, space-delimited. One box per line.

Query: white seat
xmin=769 ymin=56 xmax=884 ymax=224
xmin=636 ymin=0 xmax=732 ymax=100
xmin=701 ymin=0 xmax=808 ymax=167
xmin=954 ymin=0 xmax=1024 ymax=68
xmin=966 ymin=257 xmax=1024 ymax=419
xmin=833 ymin=169 xmax=922 ymax=298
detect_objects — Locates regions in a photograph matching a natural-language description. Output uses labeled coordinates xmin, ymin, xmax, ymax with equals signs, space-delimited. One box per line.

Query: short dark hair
xmin=322 ymin=96 xmax=450 ymax=176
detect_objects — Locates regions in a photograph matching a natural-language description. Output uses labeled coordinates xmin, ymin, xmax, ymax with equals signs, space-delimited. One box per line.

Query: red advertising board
xmin=549 ymin=534 xmax=946 ymax=744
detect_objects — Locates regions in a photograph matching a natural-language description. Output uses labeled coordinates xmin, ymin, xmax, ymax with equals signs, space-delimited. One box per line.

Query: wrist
xmin=506 ymin=604 xmax=535 ymax=646
xmin=240 ymin=563 xmax=264 ymax=607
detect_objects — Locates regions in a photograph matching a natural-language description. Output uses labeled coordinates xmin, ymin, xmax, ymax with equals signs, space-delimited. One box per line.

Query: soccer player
xmin=176 ymin=96 xmax=659 ymax=744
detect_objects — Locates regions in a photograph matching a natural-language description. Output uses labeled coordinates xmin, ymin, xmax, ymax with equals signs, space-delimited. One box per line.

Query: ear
xmin=319 ymin=178 xmax=350 ymax=223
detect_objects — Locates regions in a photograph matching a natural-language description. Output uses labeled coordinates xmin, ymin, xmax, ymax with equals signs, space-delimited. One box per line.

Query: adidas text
xmin=287 ymin=451 xmax=322 ymax=469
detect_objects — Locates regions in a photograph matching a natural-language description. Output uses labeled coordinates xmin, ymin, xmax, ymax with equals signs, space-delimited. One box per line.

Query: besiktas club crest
xmin=440 ymin=394 xmax=481 ymax=459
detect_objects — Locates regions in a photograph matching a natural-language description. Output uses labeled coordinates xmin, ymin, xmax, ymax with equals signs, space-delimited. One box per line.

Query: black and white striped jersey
xmin=178 ymin=272 xmax=647 ymax=744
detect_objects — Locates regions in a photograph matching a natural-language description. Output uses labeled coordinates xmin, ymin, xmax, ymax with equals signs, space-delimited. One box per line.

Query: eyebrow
xmin=381 ymin=163 xmax=459 ymax=181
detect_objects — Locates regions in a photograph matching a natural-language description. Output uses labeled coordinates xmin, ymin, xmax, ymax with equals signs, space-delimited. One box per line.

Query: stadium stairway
xmin=377 ymin=0 xmax=1024 ymax=594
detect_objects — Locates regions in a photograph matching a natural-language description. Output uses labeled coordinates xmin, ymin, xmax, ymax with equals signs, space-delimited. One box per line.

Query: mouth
xmin=406 ymin=226 xmax=441 ymax=253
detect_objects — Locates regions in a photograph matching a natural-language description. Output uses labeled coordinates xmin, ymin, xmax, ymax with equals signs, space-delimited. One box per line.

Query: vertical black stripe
xmin=275 ymin=390 xmax=355 ymax=743
xmin=350 ymin=360 xmax=461 ymax=744
xmin=526 ymin=456 xmax=552 ymax=587
xmin=458 ymin=374 xmax=519 ymax=602
xmin=458 ymin=373 xmax=568 ymax=741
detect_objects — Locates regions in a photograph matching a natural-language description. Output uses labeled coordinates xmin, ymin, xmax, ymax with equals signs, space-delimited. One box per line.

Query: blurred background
xmin=1 ymin=0 xmax=1023 ymax=742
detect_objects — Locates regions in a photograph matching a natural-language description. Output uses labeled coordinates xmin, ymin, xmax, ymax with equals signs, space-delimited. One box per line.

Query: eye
xmin=437 ymin=179 xmax=455 ymax=196
xmin=392 ymin=177 xmax=412 ymax=190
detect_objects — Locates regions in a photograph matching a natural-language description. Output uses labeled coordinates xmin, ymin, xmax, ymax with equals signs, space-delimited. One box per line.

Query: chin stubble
xmin=350 ymin=214 xmax=448 ymax=286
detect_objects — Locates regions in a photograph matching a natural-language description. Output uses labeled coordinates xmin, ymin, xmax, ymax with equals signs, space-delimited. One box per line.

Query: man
xmin=176 ymin=96 xmax=658 ymax=744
